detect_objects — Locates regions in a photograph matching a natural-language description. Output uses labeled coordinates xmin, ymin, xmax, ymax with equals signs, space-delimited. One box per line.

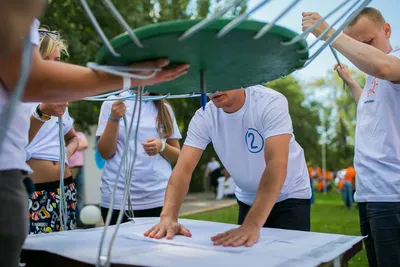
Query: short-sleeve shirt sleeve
xmin=389 ymin=48 xmax=400 ymax=90
xmin=184 ymin=108 xmax=212 ymax=150
xmin=30 ymin=19 xmax=40 ymax=46
xmin=261 ymin=95 xmax=293 ymax=140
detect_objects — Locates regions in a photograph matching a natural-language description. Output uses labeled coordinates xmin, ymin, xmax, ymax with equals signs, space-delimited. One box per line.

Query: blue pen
xmin=200 ymin=70 xmax=206 ymax=110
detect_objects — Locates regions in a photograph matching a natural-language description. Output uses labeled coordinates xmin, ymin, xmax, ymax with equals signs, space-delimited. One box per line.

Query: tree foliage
xmin=308 ymin=69 xmax=366 ymax=170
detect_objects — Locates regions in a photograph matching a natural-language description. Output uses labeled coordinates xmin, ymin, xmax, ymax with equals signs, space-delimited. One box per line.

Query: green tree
xmin=309 ymin=69 xmax=366 ymax=170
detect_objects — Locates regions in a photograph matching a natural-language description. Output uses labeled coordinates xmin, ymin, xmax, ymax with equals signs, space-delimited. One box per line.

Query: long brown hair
xmin=151 ymin=94 xmax=174 ymax=138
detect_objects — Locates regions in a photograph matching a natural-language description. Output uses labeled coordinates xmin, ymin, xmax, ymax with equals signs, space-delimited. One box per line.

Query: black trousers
xmin=101 ymin=206 xmax=163 ymax=225
xmin=0 ymin=170 xmax=29 ymax=267
xmin=359 ymin=202 xmax=400 ymax=267
xmin=238 ymin=198 xmax=311 ymax=231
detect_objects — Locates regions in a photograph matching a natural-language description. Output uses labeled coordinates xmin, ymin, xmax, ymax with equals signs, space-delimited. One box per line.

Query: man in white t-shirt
xmin=144 ymin=85 xmax=311 ymax=247
xmin=303 ymin=8 xmax=400 ymax=266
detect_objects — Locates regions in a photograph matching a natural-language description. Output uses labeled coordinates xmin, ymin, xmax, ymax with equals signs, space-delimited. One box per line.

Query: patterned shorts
xmin=28 ymin=177 xmax=77 ymax=234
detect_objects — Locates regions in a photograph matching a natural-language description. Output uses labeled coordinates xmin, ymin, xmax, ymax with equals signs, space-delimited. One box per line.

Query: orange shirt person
xmin=344 ymin=166 xmax=356 ymax=184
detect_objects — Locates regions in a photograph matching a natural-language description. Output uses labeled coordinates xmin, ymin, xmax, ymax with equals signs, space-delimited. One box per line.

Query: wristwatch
xmin=35 ymin=104 xmax=51 ymax=121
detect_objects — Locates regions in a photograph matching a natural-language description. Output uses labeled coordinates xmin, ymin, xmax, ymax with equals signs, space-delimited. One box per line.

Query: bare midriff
xmin=27 ymin=158 xmax=72 ymax=184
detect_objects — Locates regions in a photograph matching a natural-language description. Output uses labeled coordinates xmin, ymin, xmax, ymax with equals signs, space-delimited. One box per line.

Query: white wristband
xmin=122 ymin=76 xmax=131 ymax=90
xmin=32 ymin=110 xmax=47 ymax=122
xmin=160 ymin=140 xmax=166 ymax=153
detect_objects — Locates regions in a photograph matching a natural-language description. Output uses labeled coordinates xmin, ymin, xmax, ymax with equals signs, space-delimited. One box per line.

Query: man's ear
xmin=384 ymin=22 xmax=391 ymax=39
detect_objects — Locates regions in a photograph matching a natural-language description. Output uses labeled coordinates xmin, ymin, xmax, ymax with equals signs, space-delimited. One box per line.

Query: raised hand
xmin=302 ymin=12 xmax=335 ymax=40
xmin=334 ymin=63 xmax=355 ymax=85
xmin=110 ymin=100 xmax=126 ymax=121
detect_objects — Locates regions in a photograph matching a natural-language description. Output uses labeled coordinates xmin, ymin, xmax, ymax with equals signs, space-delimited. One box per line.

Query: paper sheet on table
xmin=23 ymin=218 xmax=364 ymax=267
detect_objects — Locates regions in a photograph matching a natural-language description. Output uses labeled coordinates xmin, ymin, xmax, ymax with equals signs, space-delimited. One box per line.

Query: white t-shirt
xmin=25 ymin=105 xmax=74 ymax=164
xmin=207 ymin=160 xmax=221 ymax=173
xmin=0 ymin=19 xmax=40 ymax=172
xmin=354 ymin=47 xmax=400 ymax=202
xmin=185 ymin=85 xmax=311 ymax=206
xmin=96 ymin=92 xmax=182 ymax=210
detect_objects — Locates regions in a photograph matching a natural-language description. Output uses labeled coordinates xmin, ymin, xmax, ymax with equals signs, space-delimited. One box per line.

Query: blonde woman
xmin=26 ymin=29 xmax=79 ymax=234
xmin=96 ymin=92 xmax=181 ymax=224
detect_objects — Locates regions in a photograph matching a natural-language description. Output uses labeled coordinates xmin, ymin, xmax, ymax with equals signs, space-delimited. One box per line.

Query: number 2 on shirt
xmin=245 ymin=128 xmax=264 ymax=153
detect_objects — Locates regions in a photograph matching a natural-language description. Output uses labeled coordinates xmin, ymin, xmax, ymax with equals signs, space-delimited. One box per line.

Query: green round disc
xmin=95 ymin=19 xmax=308 ymax=94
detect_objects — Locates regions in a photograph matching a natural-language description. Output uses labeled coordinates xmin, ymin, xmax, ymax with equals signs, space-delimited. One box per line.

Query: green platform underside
xmin=96 ymin=19 xmax=308 ymax=94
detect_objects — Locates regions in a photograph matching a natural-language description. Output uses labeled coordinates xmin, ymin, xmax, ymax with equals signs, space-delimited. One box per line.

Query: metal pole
xmin=322 ymin=113 xmax=327 ymax=195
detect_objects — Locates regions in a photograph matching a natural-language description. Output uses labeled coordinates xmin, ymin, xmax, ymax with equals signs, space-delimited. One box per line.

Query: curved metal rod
xmin=0 ymin=34 xmax=33 ymax=150
xmin=298 ymin=0 xmax=372 ymax=70
xmin=84 ymin=93 xmax=171 ymax=102
xmin=87 ymin=62 xmax=158 ymax=80
xmin=329 ymin=45 xmax=342 ymax=68
xmin=104 ymin=86 xmax=145 ymax=267
xmin=84 ymin=91 xmax=222 ymax=101
xmin=101 ymin=0 xmax=143 ymax=48
xmin=253 ymin=0 xmax=302 ymax=40
xmin=216 ymin=0 xmax=273 ymax=39
xmin=297 ymin=0 xmax=362 ymax=54
xmin=281 ymin=0 xmax=352 ymax=46
xmin=95 ymin=86 xmax=141 ymax=267
xmin=79 ymin=0 xmax=120 ymax=57
xmin=178 ymin=0 xmax=246 ymax=41
xmin=58 ymin=116 xmax=68 ymax=231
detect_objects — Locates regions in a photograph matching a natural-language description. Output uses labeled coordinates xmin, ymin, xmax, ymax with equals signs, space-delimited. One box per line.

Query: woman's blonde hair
xmin=38 ymin=27 xmax=69 ymax=59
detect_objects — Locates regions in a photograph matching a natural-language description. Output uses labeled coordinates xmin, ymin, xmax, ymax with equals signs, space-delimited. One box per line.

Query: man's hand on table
xmin=211 ymin=222 xmax=260 ymax=247
xmin=144 ymin=218 xmax=260 ymax=247
xmin=144 ymin=217 xmax=192 ymax=240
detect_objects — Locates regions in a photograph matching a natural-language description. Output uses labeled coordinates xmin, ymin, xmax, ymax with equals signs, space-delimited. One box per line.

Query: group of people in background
xmin=308 ymin=165 xmax=357 ymax=208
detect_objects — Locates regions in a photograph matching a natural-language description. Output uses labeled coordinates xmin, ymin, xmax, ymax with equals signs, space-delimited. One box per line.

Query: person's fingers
xmin=222 ymin=234 xmax=247 ymax=247
xmin=180 ymin=226 xmax=192 ymax=237
xmin=144 ymin=225 xmax=156 ymax=236
xmin=214 ymin=233 xmax=232 ymax=246
xmin=158 ymin=64 xmax=190 ymax=79
xmin=142 ymin=143 xmax=156 ymax=148
xmin=210 ymin=231 xmax=229 ymax=242
xmin=212 ymin=230 xmax=234 ymax=245
xmin=155 ymin=228 xmax=166 ymax=239
xmin=166 ymin=227 xmax=177 ymax=240
xmin=302 ymin=12 xmax=315 ymax=17
xmin=231 ymin=235 xmax=247 ymax=247
xmin=160 ymin=70 xmax=188 ymax=83
xmin=148 ymin=226 xmax=160 ymax=238
xmin=245 ymin=235 xmax=259 ymax=247
xmin=129 ymin=58 xmax=170 ymax=70
xmin=334 ymin=64 xmax=339 ymax=71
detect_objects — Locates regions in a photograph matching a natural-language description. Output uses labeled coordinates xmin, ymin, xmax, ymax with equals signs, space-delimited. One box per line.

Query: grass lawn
xmin=181 ymin=191 xmax=368 ymax=267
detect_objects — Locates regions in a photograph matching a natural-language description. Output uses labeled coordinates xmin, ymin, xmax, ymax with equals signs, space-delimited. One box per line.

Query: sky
xmin=246 ymin=0 xmax=400 ymax=83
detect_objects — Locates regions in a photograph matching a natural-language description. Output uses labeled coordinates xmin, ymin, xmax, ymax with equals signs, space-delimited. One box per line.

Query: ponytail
xmin=153 ymin=98 xmax=174 ymax=139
